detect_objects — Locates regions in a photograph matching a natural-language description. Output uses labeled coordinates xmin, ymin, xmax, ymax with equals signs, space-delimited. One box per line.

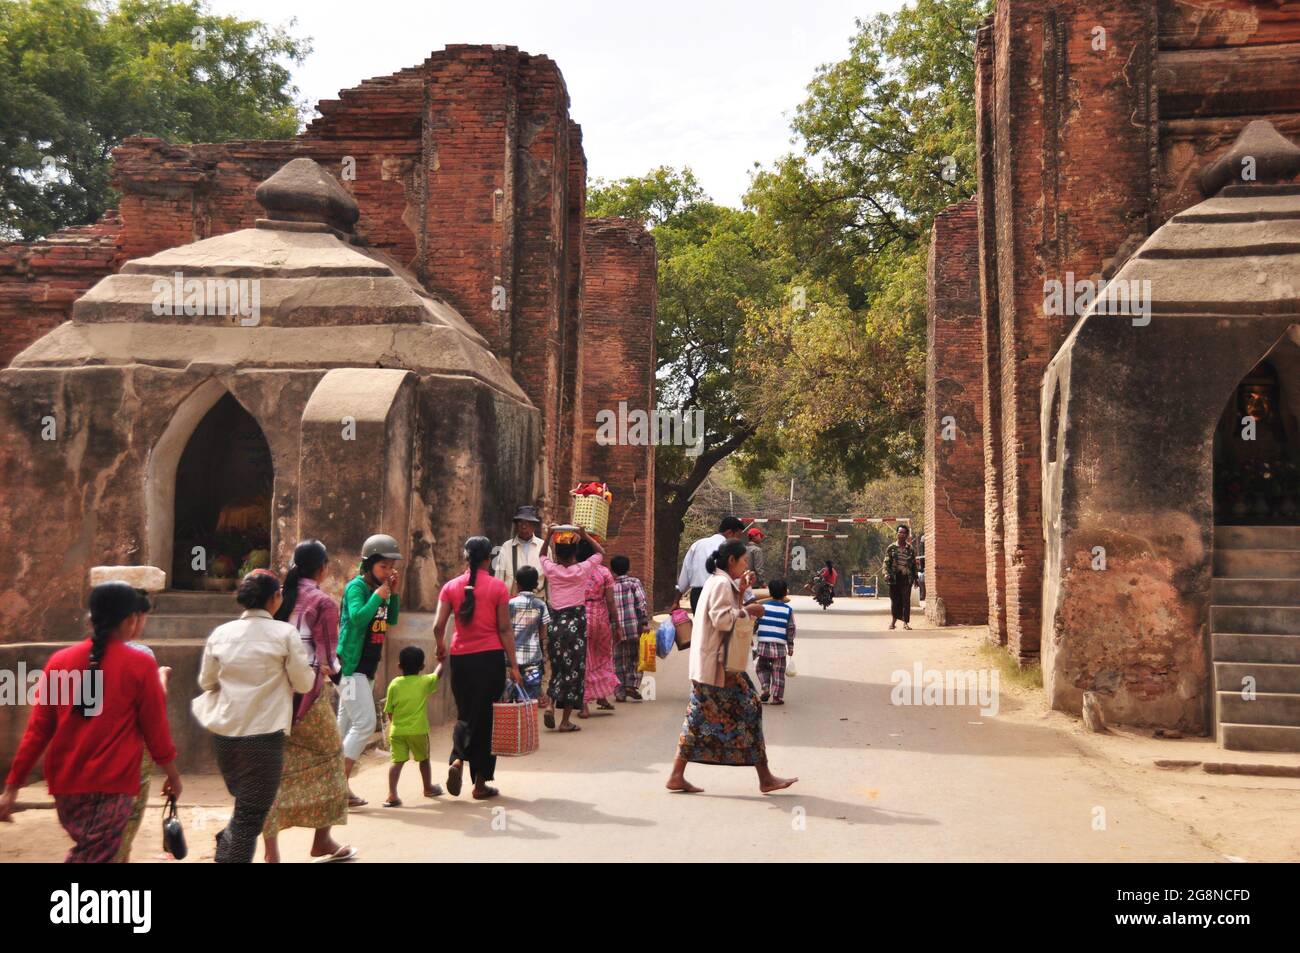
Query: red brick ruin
xmin=0 ymin=44 xmax=657 ymax=592
xmin=925 ymin=0 xmax=1300 ymax=660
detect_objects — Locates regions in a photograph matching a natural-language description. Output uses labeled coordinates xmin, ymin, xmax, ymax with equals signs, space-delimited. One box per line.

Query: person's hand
xmin=745 ymin=603 xmax=765 ymax=618
xmin=377 ymin=578 xmax=392 ymax=600
xmin=161 ymin=773 xmax=182 ymax=801
xmin=787 ymin=647 xmax=794 ymax=657
xmin=0 ymin=786 xmax=17 ymax=822
xmin=388 ymin=569 xmax=401 ymax=594
xmin=509 ymin=665 xmax=524 ymax=685
xmin=741 ymin=570 xmax=757 ymax=590
xmin=158 ymin=666 xmax=172 ymax=691
xmin=435 ymin=642 xmax=448 ymax=664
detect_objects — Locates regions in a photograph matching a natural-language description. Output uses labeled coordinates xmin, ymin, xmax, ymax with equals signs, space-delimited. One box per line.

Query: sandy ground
xmin=3 ymin=595 xmax=1297 ymax=862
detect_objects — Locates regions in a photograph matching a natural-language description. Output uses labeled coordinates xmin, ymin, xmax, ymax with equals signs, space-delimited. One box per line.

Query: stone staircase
xmin=1211 ymin=525 xmax=1300 ymax=752
xmin=146 ymin=590 xmax=239 ymax=643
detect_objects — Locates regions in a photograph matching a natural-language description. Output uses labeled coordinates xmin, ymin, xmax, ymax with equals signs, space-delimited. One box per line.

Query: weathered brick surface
xmin=0 ymin=45 xmax=656 ymax=538
xmin=925 ymin=202 xmax=987 ymax=627
xmin=576 ymin=219 xmax=657 ymax=596
xmin=929 ymin=1 xmax=1300 ymax=684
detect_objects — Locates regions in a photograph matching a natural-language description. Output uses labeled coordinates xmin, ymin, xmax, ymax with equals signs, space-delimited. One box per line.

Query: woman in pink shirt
xmin=434 ymin=536 xmax=520 ymax=800
xmin=539 ymin=525 xmax=604 ymax=732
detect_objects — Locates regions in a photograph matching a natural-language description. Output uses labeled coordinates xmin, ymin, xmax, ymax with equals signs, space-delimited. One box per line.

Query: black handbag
xmin=162 ymin=795 xmax=187 ymax=860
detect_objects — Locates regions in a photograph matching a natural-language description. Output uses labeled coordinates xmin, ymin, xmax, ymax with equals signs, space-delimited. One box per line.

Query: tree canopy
xmin=0 ymin=0 xmax=310 ymax=240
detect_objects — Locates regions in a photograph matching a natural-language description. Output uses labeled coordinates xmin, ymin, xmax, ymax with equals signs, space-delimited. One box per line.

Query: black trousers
xmin=689 ymin=587 xmax=704 ymax=614
xmin=889 ymin=582 xmax=911 ymax=623
xmin=212 ymin=730 xmax=284 ymax=863
xmin=450 ymin=649 xmax=507 ymax=785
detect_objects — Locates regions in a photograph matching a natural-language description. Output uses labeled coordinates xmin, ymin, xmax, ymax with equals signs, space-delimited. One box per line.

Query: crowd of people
xmin=0 ymin=503 xmax=816 ymax=862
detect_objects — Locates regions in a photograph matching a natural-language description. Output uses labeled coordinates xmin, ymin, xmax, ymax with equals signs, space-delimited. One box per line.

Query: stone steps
xmin=1212 ymin=577 xmax=1300 ymax=605
xmin=142 ymin=613 xmax=229 ymax=641
xmin=1210 ymin=603 xmax=1300 ymax=634
xmin=150 ymin=590 xmax=240 ymax=615
xmin=1213 ymin=548 xmax=1300 ymax=578
xmin=1211 ymin=531 xmax=1300 ymax=752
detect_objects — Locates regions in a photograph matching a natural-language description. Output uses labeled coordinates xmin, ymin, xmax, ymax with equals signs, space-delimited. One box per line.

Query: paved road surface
xmin=272 ymin=595 xmax=1219 ymax=862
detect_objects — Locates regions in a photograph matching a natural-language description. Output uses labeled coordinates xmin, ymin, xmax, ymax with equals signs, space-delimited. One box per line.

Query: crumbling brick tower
xmin=0 ymin=45 xmax=656 ymax=592
xmin=926 ymin=1 xmax=1300 ymax=669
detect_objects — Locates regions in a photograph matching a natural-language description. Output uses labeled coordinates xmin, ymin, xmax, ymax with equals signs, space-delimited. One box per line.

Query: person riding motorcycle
xmin=810 ymin=560 xmax=837 ymax=609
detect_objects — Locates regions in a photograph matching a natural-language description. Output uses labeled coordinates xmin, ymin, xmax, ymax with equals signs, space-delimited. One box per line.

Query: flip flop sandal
xmin=557 ymin=723 xmax=581 ymax=732
xmin=544 ymin=709 xmax=556 ymax=730
xmin=447 ymin=761 xmax=463 ymax=797
xmin=313 ymin=845 xmax=359 ymax=863
xmin=347 ymin=796 xmax=367 ymax=808
xmin=770 ymin=700 xmax=785 ymax=706
xmin=424 ymin=785 xmax=444 ymax=798
xmin=382 ymin=798 xmax=402 ymax=808
xmin=472 ymin=786 xmax=500 ymax=800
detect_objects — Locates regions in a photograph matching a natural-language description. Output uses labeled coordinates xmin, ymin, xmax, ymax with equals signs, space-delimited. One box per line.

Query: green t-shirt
xmin=384 ymin=673 xmax=440 ymax=736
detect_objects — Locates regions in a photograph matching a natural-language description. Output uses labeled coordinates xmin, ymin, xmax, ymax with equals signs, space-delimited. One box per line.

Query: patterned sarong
xmin=677 ymin=674 xmax=766 ymax=766
xmin=546 ymin=605 xmax=587 ymax=710
xmin=55 ymin=792 xmax=136 ymax=863
xmin=263 ymin=687 xmax=348 ymax=837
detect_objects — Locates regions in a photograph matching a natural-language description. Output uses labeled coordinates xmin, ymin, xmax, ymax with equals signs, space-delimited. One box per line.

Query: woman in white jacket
xmin=192 ymin=569 xmax=315 ymax=863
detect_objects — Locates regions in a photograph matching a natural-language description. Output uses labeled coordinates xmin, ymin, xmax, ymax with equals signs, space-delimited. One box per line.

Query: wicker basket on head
xmin=571 ymin=494 xmax=609 ymax=538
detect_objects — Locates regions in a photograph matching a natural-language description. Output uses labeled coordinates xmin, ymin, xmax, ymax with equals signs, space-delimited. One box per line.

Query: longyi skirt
xmin=262 ymin=687 xmax=348 ymax=836
xmin=677 ymin=674 xmax=766 ymax=766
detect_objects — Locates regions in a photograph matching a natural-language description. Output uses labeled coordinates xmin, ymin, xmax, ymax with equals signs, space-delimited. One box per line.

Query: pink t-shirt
xmin=439 ymin=571 xmax=510 ymax=656
xmin=541 ymin=553 xmax=603 ymax=609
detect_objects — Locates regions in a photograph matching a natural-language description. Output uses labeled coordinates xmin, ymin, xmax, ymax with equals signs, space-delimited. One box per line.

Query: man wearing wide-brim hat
xmin=494 ymin=505 xmax=546 ymax=598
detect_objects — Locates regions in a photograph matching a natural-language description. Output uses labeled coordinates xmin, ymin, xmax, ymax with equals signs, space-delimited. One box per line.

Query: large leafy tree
xmin=0 ymin=0 xmax=309 ymax=240
xmin=588 ymin=168 xmax=785 ymax=604
xmin=740 ymin=0 xmax=986 ymax=484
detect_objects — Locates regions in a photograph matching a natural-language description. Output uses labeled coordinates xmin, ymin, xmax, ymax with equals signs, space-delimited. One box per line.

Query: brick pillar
xmin=925 ymin=201 xmax=988 ymax=626
xmin=576 ymin=218 xmax=656 ymax=595
xmin=975 ymin=19 xmax=1008 ymax=645
xmin=990 ymin=0 xmax=1156 ymax=661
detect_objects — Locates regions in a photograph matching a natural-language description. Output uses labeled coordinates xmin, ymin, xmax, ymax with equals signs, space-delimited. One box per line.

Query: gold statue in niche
xmin=1216 ymin=360 xmax=1300 ymax=523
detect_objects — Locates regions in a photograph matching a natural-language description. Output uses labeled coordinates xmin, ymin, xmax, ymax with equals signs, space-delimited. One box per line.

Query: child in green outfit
xmin=383 ymin=646 xmax=443 ymax=807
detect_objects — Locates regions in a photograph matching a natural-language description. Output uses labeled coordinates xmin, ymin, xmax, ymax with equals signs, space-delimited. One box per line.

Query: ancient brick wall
xmin=0 ymin=46 xmax=656 ymax=537
xmin=924 ymin=201 xmax=987 ymax=627
xmin=576 ymin=219 xmax=657 ymax=596
xmin=929 ymin=0 xmax=1300 ymax=678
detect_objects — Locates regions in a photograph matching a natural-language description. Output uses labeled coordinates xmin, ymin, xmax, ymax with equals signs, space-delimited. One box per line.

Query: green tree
xmin=741 ymin=0 xmax=986 ymax=483
xmin=0 ymin=0 xmax=310 ymax=240
xmin=588 ymin=167 xmax=785 ymax=604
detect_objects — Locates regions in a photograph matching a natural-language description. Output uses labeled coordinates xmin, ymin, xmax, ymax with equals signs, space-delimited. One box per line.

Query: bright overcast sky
xmin=205 ymin=0 xmax=905 ymax=207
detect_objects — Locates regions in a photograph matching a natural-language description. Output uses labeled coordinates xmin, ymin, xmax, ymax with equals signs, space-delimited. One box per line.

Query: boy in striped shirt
xmin=754 ymin=578 xmax=796 ymax=705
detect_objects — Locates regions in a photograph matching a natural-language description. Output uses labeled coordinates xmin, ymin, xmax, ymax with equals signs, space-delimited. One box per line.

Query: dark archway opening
xmin=171 ymin=393 xmax=273 ymax=589
xmin=1213 ymin=353 xmax=1300 ymax=526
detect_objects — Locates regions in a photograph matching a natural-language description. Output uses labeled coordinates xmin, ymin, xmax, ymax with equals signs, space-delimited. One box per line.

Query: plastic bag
xmin=655 ymin=618 xmax=676 ymax=658
xmin=638 ymin=631 xmax=657 ymax=672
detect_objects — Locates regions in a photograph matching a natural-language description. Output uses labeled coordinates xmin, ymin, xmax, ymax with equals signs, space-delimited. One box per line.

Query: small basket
xmin=571 ymin=494 xmax=610 ymax=538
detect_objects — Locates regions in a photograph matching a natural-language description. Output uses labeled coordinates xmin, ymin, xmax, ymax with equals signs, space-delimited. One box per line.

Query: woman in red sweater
xmin=0 ymin=582 xmax=182 ymax=862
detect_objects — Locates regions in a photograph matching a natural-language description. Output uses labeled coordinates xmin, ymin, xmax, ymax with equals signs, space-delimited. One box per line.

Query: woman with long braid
xmin=433 ymin=536 xmax=520 ymax=799
xmin=0 ymin=582 xmax=182 ymax=861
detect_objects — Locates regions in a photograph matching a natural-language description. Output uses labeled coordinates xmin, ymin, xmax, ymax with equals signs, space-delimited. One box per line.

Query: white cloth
xmin=337 ymin=673 xmax=377 ymax=760
xmin=494 ymin=535 xmax=545 ymax=595
xmin=192 ymin=609 xmax=315 ymax=737
xmin=677 ymin=533 xmax=725 ymax=593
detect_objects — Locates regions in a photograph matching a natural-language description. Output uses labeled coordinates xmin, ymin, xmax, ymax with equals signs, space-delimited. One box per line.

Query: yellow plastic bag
xmin=638 ymin=631 xmax=657 ymax=672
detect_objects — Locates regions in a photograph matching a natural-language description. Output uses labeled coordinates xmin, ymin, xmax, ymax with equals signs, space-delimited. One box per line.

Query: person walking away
xmin=1 ymin=582 xmax=181 ymax=862
xmin=665 ymin=540 xmax=797 ymax=795
xmin=754 ymin=579 xmax=796 ymax=705
xmin=610 ymin=555 xmax=649 ymax=702
xmin=383 ymin=647 xmax=443 ymax=806
xmin=494 ymin=505 xmax=546 ymax=600
xmin=539 ymin=525 xmax=605 ymax=732
xmin=434 ymin=536 xmax=521 ymax=799
xmin=883 ymin=526 xmax=919 ymax=630
xmin=580 ymin=538 xmax=619 ymax=718
xmin=508 ymin=566 xmax=550 ymax=703
xmin=262 ymin=539 xmax=355 ymax=863
xmin=675 ymin=516 xmax=745 ymax=614
xmin=116 ymin=589 xmax=172 ymax=862
xmin=336 ymin=533 xmax=403 ymax=807
xmin=192 ymin=570 xmax=313 ymax=863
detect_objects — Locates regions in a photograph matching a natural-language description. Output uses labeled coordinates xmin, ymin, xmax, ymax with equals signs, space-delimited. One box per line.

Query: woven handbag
xmin=491 ymin=682 xmax=540 ymax=756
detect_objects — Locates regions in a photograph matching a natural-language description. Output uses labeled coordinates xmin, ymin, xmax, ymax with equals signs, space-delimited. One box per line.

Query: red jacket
xmin=5 ymin=638 xmax=177 ymax=795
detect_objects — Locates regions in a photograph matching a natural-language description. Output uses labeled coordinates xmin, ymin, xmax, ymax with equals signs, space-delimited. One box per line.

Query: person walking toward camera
xmin=336 ymin=534 xmax=403 ymax=807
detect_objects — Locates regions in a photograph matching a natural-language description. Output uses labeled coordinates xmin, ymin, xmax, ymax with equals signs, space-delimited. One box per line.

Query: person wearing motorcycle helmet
xmin=336 ymin=533 xmax=403 ymax=805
